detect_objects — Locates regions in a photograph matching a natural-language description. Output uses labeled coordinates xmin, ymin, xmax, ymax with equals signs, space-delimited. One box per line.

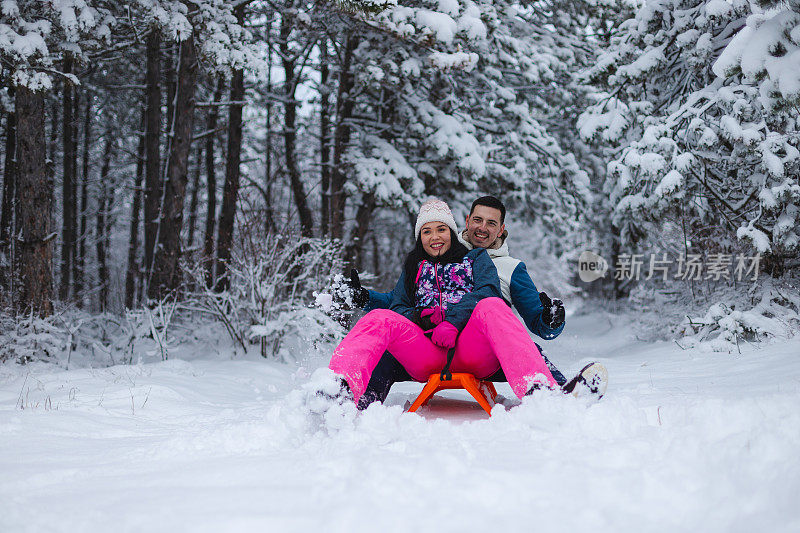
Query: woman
xmin=327 ymin=199 xmax=559 ymax=408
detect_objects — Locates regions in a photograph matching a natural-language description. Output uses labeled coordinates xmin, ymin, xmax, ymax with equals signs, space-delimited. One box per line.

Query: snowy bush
xmin=678 ymin=282 xmax=800 ymax=351
xmin=0 ymin=234 xmax=348 ymax=367
xmin=0 ymin=312 xmax=68 ymax=363
xmin=184 ymin=236 xmax=346 ymax=361
xmin=0 ymin=304 xmax=180 ymax=366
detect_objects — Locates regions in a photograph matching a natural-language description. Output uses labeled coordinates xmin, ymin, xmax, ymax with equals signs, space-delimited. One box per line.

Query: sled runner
xmin=407 ymin=372 xmax=498 ymax=415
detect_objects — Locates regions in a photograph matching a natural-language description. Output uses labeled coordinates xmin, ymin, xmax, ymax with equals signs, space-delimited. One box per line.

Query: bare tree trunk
xmin=165 ymin=43 xmax=177 ymax=144
xmin=186 ymin=142 xmax=201 ymax=249
xmin=15 ymin=86 xmax=53 ymax=316
xmin=70 ymin=95 xmax=78 ymax=288
xmin=96 ymin=130 xmax=114 ymax=312
xmin=125 ymin=114 xmax=146 ymax=309
xmin=150 ymin=34 xmax=198 ymax=298
xmin=371 ymin=231 xmax=380 ymax=276
xmin=280 ymin=15 xmax=314 ymax=238
xmin=75 ymin=91 xmax=92 ymax=299
xmin=144 ymin=30 xmax=162 ymax=296
xmin=331 ymin=33 xmax=358 ymax=240
xmin=264 ymin=14 xmax=276 ymax=235
xmin=59 ymin=53 xmax=76 ymax=300
xmin=320 ymin=39 xmax=331 ymax=237
xmin=346 ymin=88 xmax=392 ymax=268
xmin=346 ymin=192 xmax=376 ymax=270
xmin=264 ymin=161 xmax=276 ymax=233
xmin=0 ymin=89 xmax=16 ymax=290
xmin=215 ymin=5 xmax=246 ymax=291
xmin=48 ymin=82 xmax=59 ymax=169
xmin=1 ymin=87 xmax=15 ymax=248
xmin=0 ymin=105 xmax=4 ymax=176
xmin=203 ymin=78 xmax=223 ymax=288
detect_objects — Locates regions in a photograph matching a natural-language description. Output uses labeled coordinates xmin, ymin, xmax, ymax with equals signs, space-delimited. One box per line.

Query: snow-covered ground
xmin=1 ymin=311 xmax=799 ymax=532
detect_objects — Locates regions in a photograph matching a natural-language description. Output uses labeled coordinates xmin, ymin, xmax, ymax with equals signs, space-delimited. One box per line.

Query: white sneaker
xmin=563 ymin=362 xmax=608 ymax=399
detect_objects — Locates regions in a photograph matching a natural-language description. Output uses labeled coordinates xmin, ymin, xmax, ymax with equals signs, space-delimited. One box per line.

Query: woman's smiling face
xmin=420 ymin=222 xmax=451 ymax=258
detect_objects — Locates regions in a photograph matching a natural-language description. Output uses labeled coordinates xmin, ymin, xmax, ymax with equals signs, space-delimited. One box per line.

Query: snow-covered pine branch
xmin=579 ymin=0 xmax=799 ymax=268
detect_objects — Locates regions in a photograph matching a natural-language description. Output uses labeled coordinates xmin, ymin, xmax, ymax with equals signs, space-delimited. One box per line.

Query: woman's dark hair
xmin=402 ymin=228 xmax=468 ymax=293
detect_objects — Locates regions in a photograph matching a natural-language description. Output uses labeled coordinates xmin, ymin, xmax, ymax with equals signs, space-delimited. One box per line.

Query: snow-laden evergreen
xmin=0 ymin=0 xmax=113 ymax=90
xmin=337 ymin=0 xmax=596 ymax=236
xmin=579 ymin=0 xmax=800 ymax=264
xmin=138 ymin=0 xmax=264 ymax=73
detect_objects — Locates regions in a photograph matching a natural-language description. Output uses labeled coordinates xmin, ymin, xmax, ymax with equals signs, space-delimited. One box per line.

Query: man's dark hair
xmin=469 ymin=195 xmax=506 ymax=224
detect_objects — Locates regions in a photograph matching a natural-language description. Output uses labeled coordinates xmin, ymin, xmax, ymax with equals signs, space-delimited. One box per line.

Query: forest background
xmin=0 ymin=0 xmax=798 ymax=362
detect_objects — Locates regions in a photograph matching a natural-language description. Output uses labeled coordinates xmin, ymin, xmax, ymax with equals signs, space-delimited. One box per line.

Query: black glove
xmin=539 ymin=291 xmax=565 ymax=329
xmin=347 ymin=269 xmax=370 ymax=309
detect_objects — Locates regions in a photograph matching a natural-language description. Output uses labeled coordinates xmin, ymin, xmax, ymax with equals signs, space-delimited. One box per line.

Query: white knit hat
xmin=414 ymin=198 xmax=459 ymax=240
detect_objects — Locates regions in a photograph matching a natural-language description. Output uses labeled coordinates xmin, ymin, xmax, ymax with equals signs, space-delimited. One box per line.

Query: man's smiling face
xmin=465 ymin=205 xmax=505 ymax=248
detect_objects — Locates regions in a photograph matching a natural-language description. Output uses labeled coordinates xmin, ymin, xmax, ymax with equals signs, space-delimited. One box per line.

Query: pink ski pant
xmin=329 ymin=297 xmax=557 ymax=402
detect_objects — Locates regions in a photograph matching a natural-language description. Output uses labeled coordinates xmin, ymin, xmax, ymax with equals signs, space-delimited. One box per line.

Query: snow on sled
xmin=404 ymin=395 xmax=498 ymax=421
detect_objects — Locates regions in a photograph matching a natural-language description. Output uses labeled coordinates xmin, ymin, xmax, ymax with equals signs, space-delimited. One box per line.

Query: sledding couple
xmin=318 ymin=196 xmax=607 ymax=410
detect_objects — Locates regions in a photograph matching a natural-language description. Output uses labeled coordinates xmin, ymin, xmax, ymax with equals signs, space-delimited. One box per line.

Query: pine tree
xmin=579 ymin=0 xmax=799 ymax=275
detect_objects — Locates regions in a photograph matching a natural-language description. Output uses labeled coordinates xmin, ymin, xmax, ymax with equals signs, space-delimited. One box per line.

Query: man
xmin=344 ymin=196 xmax=600 ymax=407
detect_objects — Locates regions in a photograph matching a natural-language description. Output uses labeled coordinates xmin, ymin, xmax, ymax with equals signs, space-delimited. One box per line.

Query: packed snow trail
xmin=1 ymin=311 xmax=799 ymax=532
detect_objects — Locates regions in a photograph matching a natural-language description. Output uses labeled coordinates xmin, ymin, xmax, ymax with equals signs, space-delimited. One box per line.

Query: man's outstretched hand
xmin=347 ymin=269 xmax=370 ymax=309
xmin=539 ymin=292 xmax=565 ymax=329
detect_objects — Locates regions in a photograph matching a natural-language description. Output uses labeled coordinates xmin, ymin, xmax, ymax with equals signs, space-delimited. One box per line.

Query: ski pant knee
xmin=330 ymin=309 xmax=445 ymax=403
xmin=471 ymin=297 xmax=509 ymax=321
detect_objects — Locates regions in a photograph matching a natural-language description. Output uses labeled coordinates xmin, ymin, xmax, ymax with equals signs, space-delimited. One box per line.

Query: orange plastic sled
xmin=407 ymin=373 xmax=498 ymax=415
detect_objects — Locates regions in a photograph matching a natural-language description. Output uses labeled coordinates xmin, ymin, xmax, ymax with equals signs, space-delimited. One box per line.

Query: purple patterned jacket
xmin=390 ymin=248 xmax=502 ymax=331
xmin=414 ymin=256 xmax=474 ymax=310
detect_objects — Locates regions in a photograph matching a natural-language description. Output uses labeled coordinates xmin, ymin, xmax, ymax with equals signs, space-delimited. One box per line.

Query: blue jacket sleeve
xmin=389 ymin=272 xmax=416 ymax=321
xmin=444 ymin=249 xmax=502 ymax=331
xmin=365 ymin=288 xmax=393 ymax=311
xmin=509 ymin=262 xmax=565 ymax=340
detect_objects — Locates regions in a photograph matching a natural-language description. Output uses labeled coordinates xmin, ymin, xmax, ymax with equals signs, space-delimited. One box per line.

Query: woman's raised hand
xmin=347 ymin=269 xmax=370 ymax=308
